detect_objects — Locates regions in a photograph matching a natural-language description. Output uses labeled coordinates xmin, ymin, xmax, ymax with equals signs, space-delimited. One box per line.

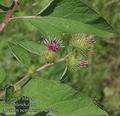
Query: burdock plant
xmin=0 ymin=0 xmax=114 ymax=115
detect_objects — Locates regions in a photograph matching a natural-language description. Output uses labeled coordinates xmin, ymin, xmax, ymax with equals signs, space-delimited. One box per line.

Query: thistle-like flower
xmin=44 ymin=38 xmax=63 ymax=52
xmin=68 ymin=55 xmax=89 ymax=71
xmin=69 ymin=59 xmax=89 ymax=71
xmin=70 ymin=34 xmax=96 ymax=50
xmin=85 ymin=35 xmax=96 ymax=44
xmin=79 ymin=60 xmax=89 ymax=67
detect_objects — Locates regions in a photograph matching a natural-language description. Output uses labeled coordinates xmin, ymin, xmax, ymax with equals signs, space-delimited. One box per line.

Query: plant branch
xmin=15 ymin=54 xmax=70 ymax=86
xmin=36 ymin=54 xmax=70 ymax=72
xmin=0 ymin=53 xmax=71 ymax=98
xmin=14 ymin=74 xmax=30 ymax=91
xmin=0 ymin=0 xmax=19 ymax=32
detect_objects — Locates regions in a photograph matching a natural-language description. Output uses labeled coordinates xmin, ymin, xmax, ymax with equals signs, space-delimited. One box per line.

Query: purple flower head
xmin=44 ymin=39 xmax=62 ymax=52
xmin=79 ymin=60 xmax=89 ymax=67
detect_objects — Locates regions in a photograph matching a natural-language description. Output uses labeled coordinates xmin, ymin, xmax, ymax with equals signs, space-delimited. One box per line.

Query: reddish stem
xmin=0 ymin=1 xmax=18 ymax=32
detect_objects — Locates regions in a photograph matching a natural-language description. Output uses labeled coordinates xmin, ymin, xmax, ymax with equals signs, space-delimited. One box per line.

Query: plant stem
xmin=14 ymin=74 xmax=31 ymax=91
xmin=36 ymin=54 xmax=70 ymax=72
xmin=0 ymin=0 xmax=19 ymax=32
xmin=14 ymin=54 xmax=70 ymax=91
xmin=0 ymin=53 xmax=70 ymax=98
xmin=16 ymin=54 xmax=70 ymax=86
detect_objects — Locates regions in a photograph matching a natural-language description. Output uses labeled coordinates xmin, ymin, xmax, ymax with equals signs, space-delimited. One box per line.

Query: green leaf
xmin=40 ymin=0 xmax=113 ymax=32
xmin=22 ymin=0 xmax=54 ymax=15
xmin=49 ymin=97 xmax=108 ymax=116
xmin=9 ymin=42 xmax=31 ymax=67
xmin=29 ymin=0 xmax=114 ymax=38
xmin=37 ymin=0 xmax=54 ymax=15
xmin=18 ymin=40 xmax=45 ymax=55
xmin=30 ymin=17 xmax=113 ymax=38
xmin=0 ymin=4 xmax=9 ymax=11
xmin=17 ymin=77 xmax=108 ymax=115
xmin=0 ymin=78 xmax=108 ymax=115
xmin=0 ymin=68 xmax=6 ymax=84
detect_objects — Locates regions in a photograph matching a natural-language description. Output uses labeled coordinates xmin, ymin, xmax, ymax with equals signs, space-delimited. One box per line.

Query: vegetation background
xmin=0 ymin=0 xmax=120 ymax=116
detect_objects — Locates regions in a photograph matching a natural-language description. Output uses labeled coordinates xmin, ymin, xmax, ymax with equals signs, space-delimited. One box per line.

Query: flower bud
xmin=43 ymin=50 xmax=58 ymax=62
xmin=79 ymin=60 xmax=89 ymax=67
xmin=67 ymin=54 xmax=89 ymax=71
xmin=43 ymin=38 xmax=63 ymax=52
xmin=40 ymin=38 xmax=63 ymax=62
xmin=67 ymin=55 xmax=79 ymax=71
xmin=70 ymin=34 xmax=96 ymax=52
xmin=67 ymin=55 xmax=78 ymax=66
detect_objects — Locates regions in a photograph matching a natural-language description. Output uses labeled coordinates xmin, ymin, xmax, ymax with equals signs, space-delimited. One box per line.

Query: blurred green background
xmin=0 ymin=0 xmax=120 ymax=116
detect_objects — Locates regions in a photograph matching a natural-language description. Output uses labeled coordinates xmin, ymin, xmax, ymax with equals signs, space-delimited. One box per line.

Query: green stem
xmin=0 ymin=53 xmax=70 ymax=98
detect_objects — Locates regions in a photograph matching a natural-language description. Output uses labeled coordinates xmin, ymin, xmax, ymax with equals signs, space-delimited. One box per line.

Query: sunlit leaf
xmin=28 ymin=0 xmax=114 ymax=38
xmin=19 ymin=77 xmax=108 ymax=115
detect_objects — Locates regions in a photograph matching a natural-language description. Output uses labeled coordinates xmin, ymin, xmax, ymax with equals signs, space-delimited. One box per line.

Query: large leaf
xmin=49 ymin=98 xmax=108 ymax=116
xmin=14 ymin=77 xmax=108 ymax=115
xmin=18 ymin=40 xmax=45 ymax=55
xmin=0 ymin=78 xmax=108 ymax=115
xmin=30 ymin=17 xmax=113 ymax=38
xmin=29 ymin=0 xmax=114 ymax=38
xmin=9 ymin=42 xmax=31 ymax=67
xmin=40 ymin=0 xmax=113 ymax=32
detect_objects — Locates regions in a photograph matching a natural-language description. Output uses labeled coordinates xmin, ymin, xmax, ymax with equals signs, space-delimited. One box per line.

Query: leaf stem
xmin=10 ymin=16 xmax=42 ymax=20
